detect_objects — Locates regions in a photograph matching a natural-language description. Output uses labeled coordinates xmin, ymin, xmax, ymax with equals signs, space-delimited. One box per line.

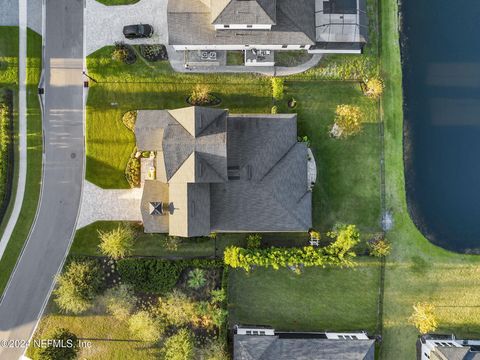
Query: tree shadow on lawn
xmin=86 ymin=156 xmax=130 ymax=189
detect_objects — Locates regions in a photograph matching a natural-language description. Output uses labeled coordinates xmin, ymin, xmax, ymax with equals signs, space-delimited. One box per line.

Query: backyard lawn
xmin=228 ymin=258 xmax=381 ymax=333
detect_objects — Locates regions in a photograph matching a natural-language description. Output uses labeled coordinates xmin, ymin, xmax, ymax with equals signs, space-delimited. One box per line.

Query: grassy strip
xmin=228 ymin=258 xmax=381 ymax=332
xmin=380 ymin=0 xmax=480 ymax=358
xmin=0 ymin=29 xmax=43 ymax=294
xmin=71 ymin=221 xmax=310 ymax=258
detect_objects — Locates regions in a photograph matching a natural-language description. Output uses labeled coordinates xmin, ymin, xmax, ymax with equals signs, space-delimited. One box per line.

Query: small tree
xmin=246 ymin=234 xmax=262 ymax=249
xmin=409 ymin=302 xmax=438 ymax=334
xmin=364 ymin=77 xmax=384 ymax=99
xmin=187 ymin=268 xmax=207 ymax=289
xmin=189 ymin=84 xmax=213 ymax=105
xmin=163 ymin=235 xmax=182 ymax=252
xmin=129 ymin=310 xmax=164 ymax=342
xmin=163 ymin=329 xmax=194 ymax=360
xmin=330 ymin=105 xmax=363 ymax=139
xmin=54 ymin=260 xmax=102 ymax=314
xmin=271 ymin=105 xmax=278 ymax=114
xmin=102 ymin=284 xmax=136 ymax=321
xmin=38 ymin=328 xmax=79 ymax=360
xmin=156 ymin=290 xmax=198 ymax=326
xmin=271 ymin=77 xmax=284 ymax=100
xmin=200 ymin=340 xmax=230 ymax=360
xmin=98 ymin=224 xmax=134 ymax=260
xmin=368 ymin=235 xmax=391 ymax=257
xmin=111 ymin=42 xmax=129 ymax=63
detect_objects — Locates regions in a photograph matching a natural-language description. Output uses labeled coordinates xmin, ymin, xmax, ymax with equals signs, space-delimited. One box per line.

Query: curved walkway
xmin=167 ymin=48 xmax=322 ymax=76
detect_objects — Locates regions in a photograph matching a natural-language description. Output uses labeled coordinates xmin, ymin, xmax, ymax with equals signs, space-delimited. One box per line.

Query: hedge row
xmin=116 ymin=258 xmax=223 ymax=294
xmin=0 ymin=91 xmax=14 ymax=225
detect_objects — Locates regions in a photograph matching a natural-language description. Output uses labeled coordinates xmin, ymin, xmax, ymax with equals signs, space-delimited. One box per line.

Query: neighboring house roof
xmin=167 ymin=0 xmax=316 ymax=46
xmin=234 ymin=335 xmax=376 ymax=360
xmin=432 ymin=347 xmax=480 ymax=360
xmin=211 ymin=0 xmax=277 ymax=25
xmin=136 ymin=107 xmax=312 ymax=236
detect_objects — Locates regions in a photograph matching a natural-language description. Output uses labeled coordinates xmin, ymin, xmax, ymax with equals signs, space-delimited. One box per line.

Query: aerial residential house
xmin=167 ymin=0 xmax=368 ymax=54
xmin=135 ymin=106 xmax=314 ymax=237
xmin=233 ymin=326 xmax=375 ymax=359
xmin=418 ymin=334 xmax=480 ymax=360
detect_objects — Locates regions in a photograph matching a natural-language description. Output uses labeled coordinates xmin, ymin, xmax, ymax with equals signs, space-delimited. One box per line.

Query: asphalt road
xmin=0 ymin=0 xmax=84 ymax=358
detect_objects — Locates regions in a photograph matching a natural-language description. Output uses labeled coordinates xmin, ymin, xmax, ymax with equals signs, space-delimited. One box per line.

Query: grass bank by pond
xmin=380 ymin=0 xmax=480 ymax=358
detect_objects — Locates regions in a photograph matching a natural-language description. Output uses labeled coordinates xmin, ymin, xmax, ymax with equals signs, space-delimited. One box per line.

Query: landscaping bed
xmin=0 ymin=90 xmax=14 ymax=225
xmin=27 ymin=257 xmax=229 ymax=360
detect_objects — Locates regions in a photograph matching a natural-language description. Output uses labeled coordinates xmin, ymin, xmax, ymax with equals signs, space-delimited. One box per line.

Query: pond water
xmin=402 ymin=0 xmax=480 ymax=252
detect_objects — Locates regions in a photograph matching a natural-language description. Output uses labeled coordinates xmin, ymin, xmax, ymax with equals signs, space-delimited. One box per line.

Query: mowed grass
xmin=72 ymin=221 xmax=310 ymax=257
xmin=380 ymin=0 xmax=480 ymax=358
xmin=228 ymin=258 xmax=381 ymax=332
xmin=27 ymin=301 xmax=160 ymax=360
xmin=86 ymin=81 xmax=271 ymax=189
xmin=0 ymin=26 xmax=19 ymax=86
xmin=0 ymin=29 xmax=43 ymax=294
xmin=282 ymin=81 xmax=381 ymax=232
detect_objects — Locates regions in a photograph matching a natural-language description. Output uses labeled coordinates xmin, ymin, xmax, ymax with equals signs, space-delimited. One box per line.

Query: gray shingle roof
xmin=433 ymin=346 xmax=480 ymax=360
xmin=167 ymin=0 xmax=316 ymax=46
xmin=136 ymin=107 xmax=312 ymax=236
xmin=212 ymin=0 xmax=277 ymax=25
xmin=135 ymin=107 xmax=228 ymax=183
xmin=141 ymin=180 xmax=169 ymax=233
xmin=234 ymin=335 xmax=376 ymax=360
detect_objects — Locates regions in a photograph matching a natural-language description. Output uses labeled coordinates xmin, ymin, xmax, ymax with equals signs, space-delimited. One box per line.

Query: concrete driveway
xmin=86 ymin=0 xmax=168 ymax=55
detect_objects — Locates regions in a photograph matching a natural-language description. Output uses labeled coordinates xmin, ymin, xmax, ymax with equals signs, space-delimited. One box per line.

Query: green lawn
xmin=73 ymin=221 xmax=310 ymax=257
xmin=228 ymin=258 xmax=381 ymax=332
xmin=0 ymin=29 xmax=43 ymax=294
xmin=282 ymin=81 xmax=381 ymax=232
xmin=0 ymin=26 xmax=19 ymax=86
xmin=275 ymin=51 xmax=313 ymax=67
xmin=380 ymin=0 xmax=480 ymax=358
xmin=226 ymin=51 xmax=244 ymax=66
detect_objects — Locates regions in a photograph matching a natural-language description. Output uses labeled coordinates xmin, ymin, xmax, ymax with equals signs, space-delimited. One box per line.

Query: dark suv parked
xmin=123 ymin=24 xmax=154 ymax=39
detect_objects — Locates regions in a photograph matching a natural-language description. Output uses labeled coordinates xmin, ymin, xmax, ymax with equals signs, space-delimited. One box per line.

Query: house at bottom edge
xmin=135 ymin=106 xmax=315 ymax=237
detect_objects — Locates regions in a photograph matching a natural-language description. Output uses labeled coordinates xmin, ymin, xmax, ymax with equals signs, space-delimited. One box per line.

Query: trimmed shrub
xmin=122 ymin=111 xmax=137 ymax=132
xmin=38 ymin=328 xmax=79 ymax=360
xmin=246 ymin=234 xmax=262 ymax=249
xmin=54 ymin=260 xmax=103 ymax=314
xmin=188 ymin=84 xmax=219 ymax=106
xmin=270 ymin=105 xmax=278 ymax=114
xmin=98 ymin=224 xmax=134 ymax=259
xmin=117 ymin=259 xmax=183 ymax=293
xmin=129 ymin=310 xmax=164 ymax=342
xmin=163 ymin=329 xmax=194 ymax=360
xmin=271 ymin=77 xmax=284 ymax=100
xmin=187 ymin=268 xmax=207 ymax=289
xmin=139 ymin=44 xmax=168 ymax=61
xmin=112 ymin=42 xmax=136 ymax=64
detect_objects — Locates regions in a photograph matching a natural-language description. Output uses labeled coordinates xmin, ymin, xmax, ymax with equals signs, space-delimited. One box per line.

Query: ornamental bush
xmin=224 ymin=225 xmax=359 ymax=271
xmin=368 ymin=235 xmax=391 ymax=257
xmin=330 ymin=105 xmax=364 ymax=139
xmin=409 ymin=302 xmax=438 ymax=334
xmin=246 ymin=234 xmax=262 ymax=249
xmin=187 ymin=268 xmax=207 ymax=289
xmin=271 ymin=77 xmax=284 ymax=100
xmin=155 ymin=290 xmax=198 ymax=326
xmin=117 ymin=258 xmax=183 ymax=293
xmin=54 ymin=260 xmax=103 ymax=314
xmin=125 ymin=149 xmax=141 ymax=188
xmin=129 ymin=310 xmax=164 ymax=342
xmin=98 ymin=224 xmax=134 ymax=259
xmin=363 ymin=77 xmax=384 ymax=99
xmin=101 ymin=284 xmax=136 ymax=321
xmin=163 ymin=329 xmax=194 ymax=360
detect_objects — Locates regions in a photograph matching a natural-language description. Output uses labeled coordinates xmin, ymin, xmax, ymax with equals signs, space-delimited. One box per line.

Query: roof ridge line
xmin=195 ymin=151 xmax=227 ymax=182
xmin=259 ymin=141 xmax=298 ymax=182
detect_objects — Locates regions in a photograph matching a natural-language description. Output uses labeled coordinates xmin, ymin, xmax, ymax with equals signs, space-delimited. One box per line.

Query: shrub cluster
xmin=125 ymin=148 xmax=140 ymax=188
xmin=225 ymin=225 xmax=360 ymax=271
xmin=0 ymin=93 xmax=13 ymax=223
xmin=112 ymin=42 xmax=136 ymax=64
xmin=38 ymin=328 xmax=79 ymax=360
xmin=330 ymin=105 xmax=364 ymax=139
xmin=139 ymin=44 xmax=168 ymax=61
xmin=122 ymin=111 xmax=137 ymax=132
xmin=363 ymin=77 xmax=384 ymax=99
xmin=246 ymin=234 xmax=262 ymax=249
xmin=188 ymin=84 xmax=219 ymax=106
